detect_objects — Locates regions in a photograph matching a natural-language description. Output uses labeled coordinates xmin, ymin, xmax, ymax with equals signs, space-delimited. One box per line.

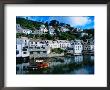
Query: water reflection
xmin=16 ymin=55 xmax=94 ymax=74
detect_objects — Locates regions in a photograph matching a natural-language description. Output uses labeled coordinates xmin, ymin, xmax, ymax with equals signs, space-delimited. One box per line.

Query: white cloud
xmin=70 ymin=17 xmax=91 ymax=26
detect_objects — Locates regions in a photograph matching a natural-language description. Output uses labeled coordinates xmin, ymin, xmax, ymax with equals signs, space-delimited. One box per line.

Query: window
xmin=42 ymin=47 xmax=45 ymax=49
xmin=30 ymin=51 xmax=33 ymax=54
xmin=37 ymin=47 xmax=40 ymax=49
xmin=43 ymin=51 xmax=46 ymax=53
xmin=16 ymin=45 xmax=17 ymax=49
xmin=25 ymin=46 xmax=28 ymax=48
xmin=25 ymin=43 xmax=27 ymax=45
xmin=37 ymin=51 xmax=40 ymax=54
xmin=29 ymin=47 xmax=33 ymax=49
xmin=22 ymin=47 xmax=27 ymax=51
xmin=23 ymin=52 xmax=27 ymax=54
xmin=16 ymin=50 xmax=19 ymax=54
xmin=31 ymin=42 xmax=33 ymax=44
xmin=35 ymin=42 xmax=37 ymax=44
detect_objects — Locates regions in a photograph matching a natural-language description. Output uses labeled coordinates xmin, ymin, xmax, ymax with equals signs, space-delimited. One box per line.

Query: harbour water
xmin=16 ymin=55 xmax=94 ymax=74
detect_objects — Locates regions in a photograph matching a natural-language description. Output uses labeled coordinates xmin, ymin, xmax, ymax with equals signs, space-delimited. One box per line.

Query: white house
xmin=34 ymin=25 xmax=48 ymax=35
xmin=16 ymin=24 xmax=23 ymax=33
xmin=60 ymin=26 xmax=69 ymax=32
xmin=48 ymin=40 xmax=59 ymax=49
xmin=16 ymin=44 xmax=22 ymax=57
xmin=70 ymin=40 xmax=83 ymax=55
xmin=48 ymin=26 xmax=56 ymax=35
xmin=29 ymin=45 xmax=51 ymax=58
xmin=81 ymin=32 xmax=88 ymax=37
xmin=22 ymin=29 xmax=32 ymax=34
xmin=16 ymin=24 xmax=32 ymax=34
xmin=40 ymin=24 xmax=48 ymax=32
xmin=16 ymin=24 xmax=22 ymax=30
xmin=16 ymin=37 xmax=30 ymax=58
xmin=29 ymin=39 xmax=47 ymax=48
xmin=82 ymin=39 xmax=94 ymax=53
xmin=57 ymin=40 xmax=71 ymax=49
xmin=44 ymin=40 xmax=71 ymax=50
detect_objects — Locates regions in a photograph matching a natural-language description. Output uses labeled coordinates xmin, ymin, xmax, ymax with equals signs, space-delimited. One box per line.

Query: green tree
xmin=51 ymin=48 xmax=64 ymax=54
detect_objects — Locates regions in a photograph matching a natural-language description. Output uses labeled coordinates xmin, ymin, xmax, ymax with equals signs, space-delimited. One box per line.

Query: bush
xmin=51 ymin=48 xmax=64 ymax=54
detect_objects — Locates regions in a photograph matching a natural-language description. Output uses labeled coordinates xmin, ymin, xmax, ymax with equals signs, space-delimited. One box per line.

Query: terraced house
xmin=16 ymin=36 xmax=94 ymax=61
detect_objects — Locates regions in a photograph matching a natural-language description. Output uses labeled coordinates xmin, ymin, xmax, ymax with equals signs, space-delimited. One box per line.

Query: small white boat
xmin=36 ymin=60 xmax=43 ymax=62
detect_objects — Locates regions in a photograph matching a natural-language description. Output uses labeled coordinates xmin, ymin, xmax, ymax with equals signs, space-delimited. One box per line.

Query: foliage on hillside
xmin=16 ymin=17 xmax=42 ymax=30
xmin=16 ymin=17 xmax=94 ymax=40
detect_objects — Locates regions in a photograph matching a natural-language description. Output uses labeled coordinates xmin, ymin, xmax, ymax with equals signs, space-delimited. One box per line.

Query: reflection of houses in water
xmin=83 ymin=55 xmax=94 ymax=62
xmin=90 ymin=56 xmax=94 ymax=61
xmin=74 ymin=56 xmax=83 ymax=63
xmin=49 ymin=57 xmax=71 ymax=67
xmin=16 ymin=55 xmax=94 ymax=74
xmin=16 ymin=62 xmax=29 ymax=74
xmin=49 ymin=56 xmax=83 ymax=67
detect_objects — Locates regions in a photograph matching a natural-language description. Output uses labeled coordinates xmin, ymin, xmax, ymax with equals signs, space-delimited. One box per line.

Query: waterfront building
xmin=16 ymin=44 xmax=22 ymax=57
xmin=70 ymin=40 xmax=83 ymax=55
xmin=47 ymin=40 xmax=59 ymax=49
xmin=29 ymin=45 xmax=51 ymax=58
xmin=44 ymin=40 xmax=71 ymax=49
xmin=16 ymin=37 xmax=94 ymax=60
xmin=57 ymin=40 xmax=71 ymax=49
xmin=82 ymin=39 xmax=94 ymax=54
xmin=16 ymin=37 xmax=30 ymax=60
xmin=66 ymin=48 xmax=74 ymax=54
xmin=29 ymin=39 xmax=47 ymax=48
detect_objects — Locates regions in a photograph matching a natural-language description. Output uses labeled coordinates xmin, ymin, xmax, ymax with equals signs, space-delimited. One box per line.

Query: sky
xmin=17 ymin=16 xmax=94 ymax=29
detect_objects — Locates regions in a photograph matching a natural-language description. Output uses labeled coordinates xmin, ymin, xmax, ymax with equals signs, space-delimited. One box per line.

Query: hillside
xmin=16 ymin=17 xmax=94 ymax=40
